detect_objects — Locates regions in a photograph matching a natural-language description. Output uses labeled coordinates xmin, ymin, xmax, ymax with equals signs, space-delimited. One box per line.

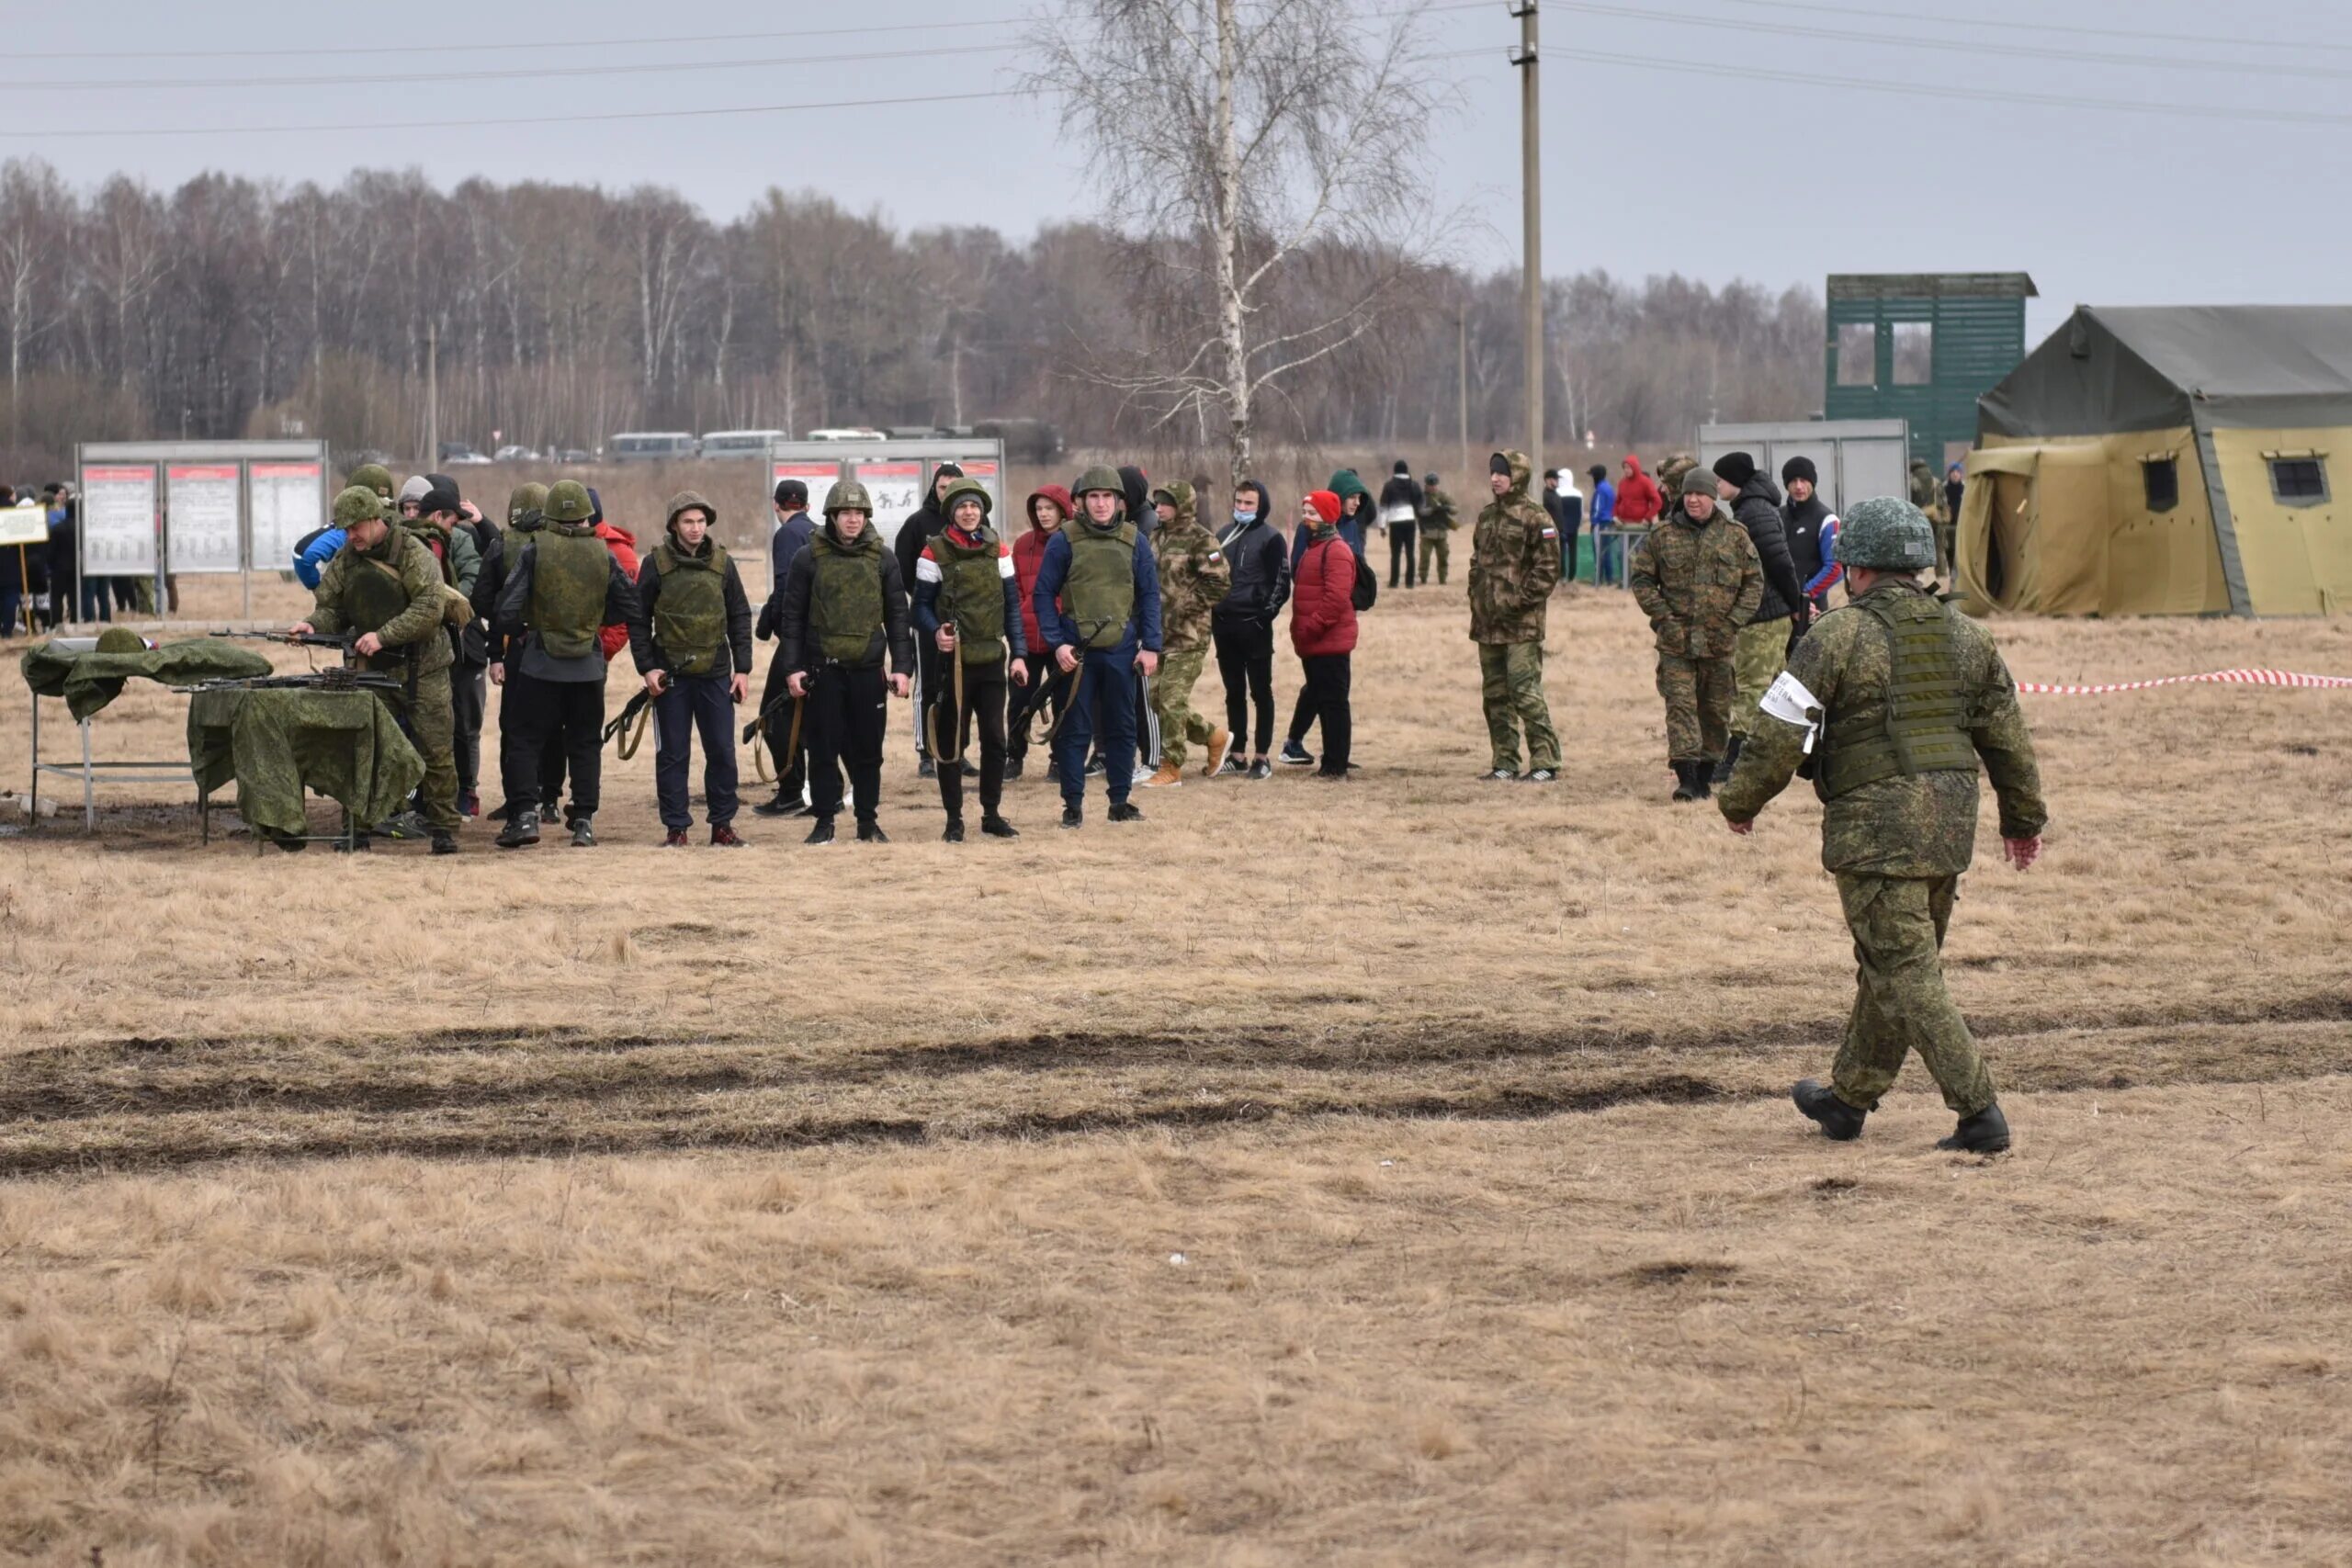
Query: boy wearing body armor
xmin=635 ymin=490 xmax=755 ymax=847
xmin=775 ymin=479 xmax=915 ymax=845
xmin=491 ymin=479 xmax=643 ymax=849
xmin=1031 ymin=466 xmax=1165 ymax=829
xmin=290 ymin=486 xmax=465 ymax=854
xmin=910 ymin=479 xmax=1027 ymax=841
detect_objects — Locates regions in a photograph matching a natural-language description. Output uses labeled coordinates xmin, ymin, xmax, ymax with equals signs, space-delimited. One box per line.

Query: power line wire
xmin=1703 ymin=0 xmax=2352 ymax=58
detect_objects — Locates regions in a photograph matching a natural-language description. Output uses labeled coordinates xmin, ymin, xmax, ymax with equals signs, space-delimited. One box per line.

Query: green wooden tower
xmin=1824 ymin=273 xmax=2037 ymax=469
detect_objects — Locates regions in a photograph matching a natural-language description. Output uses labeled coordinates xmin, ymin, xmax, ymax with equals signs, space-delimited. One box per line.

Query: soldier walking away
xmin=1141 ymin=480 xmax=1232 ymax=787
xmin=777 ymin=479 xmax=915 ymax=845
xmin=1212 ymin=479 xmax=1290 ymax=778
xmin=635 ymin=491 xmax=754 ymax=847
xmin=895 ymin=463 xmax=964 ymax=780
xmin=491 ymin=479 xmax=642 ymax=850
xmin=752 ymin=478 xmax=820 ymax=816
xmin=1007 ymin=484 xmax=1072 ymax=783
xmin=1468 ymin=451 xmax=1564 ymax=784
xmin=290 ymin=486 xmax=465 ymax=854
xmin=1379 ymin=460 xmax=1423 ymax=589
xmin=1290 ymin=491 xmax=1358 ymax=779
xmin=1719 ymin=497 xmax=2046 ymax=1154
xmin=1711 ymin=452 xmax=1805 ymax=785
xmin=1033 ymin=465 xmax=1164 ymax=829
xmin=911 ymin=479 xmax=1027 ymax=840
xmin=1629 ymin=466 xmax=1763 ymax=801
xmin=1416 ymin=473 xmax=1456 ymax=585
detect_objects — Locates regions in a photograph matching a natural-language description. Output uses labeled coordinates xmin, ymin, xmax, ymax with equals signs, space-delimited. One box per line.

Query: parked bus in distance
xmin=609 ymin=431 xmax=699 ymax=462
xmin=699 ymin=429 xmax=788 ymax=459
xmin=803 ymin=427 xmax=888 ymax=442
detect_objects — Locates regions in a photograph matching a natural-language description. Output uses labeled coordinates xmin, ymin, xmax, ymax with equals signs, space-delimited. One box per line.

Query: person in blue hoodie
xmin=1587 ymin=463 xmax=1620 ymax=584
xmin=1033 ymin=464 xmax=1162 ymax=829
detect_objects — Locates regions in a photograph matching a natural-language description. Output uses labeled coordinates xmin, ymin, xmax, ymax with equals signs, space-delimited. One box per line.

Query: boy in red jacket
xmin=1289 ymin=490 xmax=1357 ymax=780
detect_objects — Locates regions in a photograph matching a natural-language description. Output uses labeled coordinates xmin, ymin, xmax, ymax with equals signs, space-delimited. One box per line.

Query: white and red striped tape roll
xmin=2018 ymin=668 xmax=2352 ymax=695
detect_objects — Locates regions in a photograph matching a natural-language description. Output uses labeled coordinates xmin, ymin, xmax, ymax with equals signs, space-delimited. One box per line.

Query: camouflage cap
xmin=1073 ymin=464 xmax=1124 ymax=498
xmin=332 ymin=484 xmax=387 ymax=526
xmin=507 ymin=481 xmax=548 ymax=525
xmin=822 ymin=479 xmax=873 ymax=516
xmin=1835 ymin=496 xmax=1938 ymax=570
xmin=349 ymin=462 xmax=395 ymax=500
xmin=543 ymin=479 xmax=595 ymax=525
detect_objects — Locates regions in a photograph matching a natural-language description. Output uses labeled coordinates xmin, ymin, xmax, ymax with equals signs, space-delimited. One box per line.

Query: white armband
xmin=1759 ymin=670 xmax=1825 ymax=753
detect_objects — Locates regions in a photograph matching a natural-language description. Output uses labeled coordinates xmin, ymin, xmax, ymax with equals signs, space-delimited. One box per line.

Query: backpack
xmin=1351 ymin=548 xmax=1378 ymax=612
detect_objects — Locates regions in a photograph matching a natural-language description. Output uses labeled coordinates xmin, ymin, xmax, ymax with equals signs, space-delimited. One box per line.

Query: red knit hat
xmin=1306 ymin=490 xmax=1341 ymax=525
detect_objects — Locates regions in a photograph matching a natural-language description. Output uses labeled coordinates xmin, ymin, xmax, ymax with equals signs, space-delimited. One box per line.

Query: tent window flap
xmin=2267 ymin=456 xmax=2329 ymax=507
xmin=2142 ymin=457 xmax=2179 ymax=513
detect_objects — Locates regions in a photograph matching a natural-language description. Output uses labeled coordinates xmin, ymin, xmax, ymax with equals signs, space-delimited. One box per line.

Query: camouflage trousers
xmin=1655 ymin=652 xmax=1733 ymax=763
xmin=1479 ymin=640 xmax=1560 ymax=773
xmin=1732 ymin=616 xmax=1789 ymax=737
xmin=403 ymin=666 xmax=462 ymax=832
xmin=1418 ymin=531 xmax=1451 ymax=584
xmin=1150 ymin=643 xmax=1217 ymax=769
xmin=1830 ymin=874 xmax=1996 ymax=1117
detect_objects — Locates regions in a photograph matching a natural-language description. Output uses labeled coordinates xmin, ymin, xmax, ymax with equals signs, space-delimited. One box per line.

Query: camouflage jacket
xmin=1718 ymin=580 xmax=2048 ymax=877
xmin=1467 ymin=450 xmax=1561 ymax=644
xmin=1627 ymin=508 xmax=1763 ymax=658
xmin=1149 ymin=482 xmax=1230 ymax=651
xmin=1421 ymin=484 xmax=1458 ymax=533
xmin=310 ymin=528 xmax=455 ymax=677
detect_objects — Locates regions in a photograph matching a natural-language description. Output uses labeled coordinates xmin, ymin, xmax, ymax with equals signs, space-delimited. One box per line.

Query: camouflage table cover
xmin=19 ymin=637 xmax=275 ymax=721
xmin=187 ymin=687 xmax=424 ymax=838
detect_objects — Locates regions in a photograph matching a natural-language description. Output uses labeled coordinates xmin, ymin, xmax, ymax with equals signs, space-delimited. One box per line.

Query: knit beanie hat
xmin=1781 ymin=455 xmax=1818 ymax=488
xmin=398 ymin=475 xmax=432 ymax=504
xmin=1392 ymin=459 xmax=1410 ymax=476
xmin=1490 ymin=453 xmax=1514 ymax=478
xmin=1712 ymin=451 xmax=1758 ymax=490
xmin=1306 ymin=490 xmax=1342 ymax=525
xmin=1680 ymin=465 xmax=1722 ymax=499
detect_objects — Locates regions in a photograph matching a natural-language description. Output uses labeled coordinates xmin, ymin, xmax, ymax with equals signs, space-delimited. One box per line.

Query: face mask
xmin=1233 ymin=508 xmax=1257 ymax=525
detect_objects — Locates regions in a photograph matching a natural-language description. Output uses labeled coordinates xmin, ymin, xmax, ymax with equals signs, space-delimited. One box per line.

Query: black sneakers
xmin=571 ymin=817 xmax=596 ymax=848
xmin=804 ymin=818 xmax=835 ymax=846
xmin=1060 ymin=803 xmax=1083 ymax=829
xmin=856 ymin=819 xmax=889 ymax=844
xmin=1279 ymin=740 xmax=1315 ymax=767
xmin=1109 ymin=801 xmax=1143 ymax=823
xmin=495 ymin=808 xmax=540 ymax=848
xmin=981 ymin=816 xmax=1020 ymax=839
xmin=943 ymin=820 xmax=966 ymax=843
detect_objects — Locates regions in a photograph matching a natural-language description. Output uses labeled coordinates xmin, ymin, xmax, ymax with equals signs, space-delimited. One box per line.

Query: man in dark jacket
xmin=1378 ymin=460 xmax=1424 ymax=589
xmin=780 ymin=479 xmax=915 ymax=845
xmin=635 ymin=490 xmax=755 ymax=848
xmin=1711 ymin=451 xmax=1806 ymax=784
xmin=1779 ymin=457 xmax=1841 ymax=615
xmin=752 ymin=477 xmax=820 ymax=815
xmin=1544 ymin=469 xmax=1585 ymax=581
xmin=1213 ymin=478 xmax=1291 ymax=777
xmin=894 ymin=462 xmax=964 ymax=779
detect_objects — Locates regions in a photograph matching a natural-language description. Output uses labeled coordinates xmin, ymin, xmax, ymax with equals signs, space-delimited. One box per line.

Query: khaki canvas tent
xmin=1965 ymin=305 xmax=2352 ymax=616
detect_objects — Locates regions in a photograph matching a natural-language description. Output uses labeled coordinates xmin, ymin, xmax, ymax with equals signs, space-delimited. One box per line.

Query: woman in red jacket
xmin=1289 ymin=490 xmax=1357 ymax=779
xmin=1007 ymin=483 xmax=1072 ymax=779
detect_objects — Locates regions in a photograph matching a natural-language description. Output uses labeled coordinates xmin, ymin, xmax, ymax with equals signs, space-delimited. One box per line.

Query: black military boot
xmin=1669 ymin=762 xmax=1699 ymax=803
xmin=981 ymin=815 xmax=1019 ymax=839
xmin=943 ymin=818 xmax=966 ymax=843
xmin=429 ymin=830 xmax=458 ymax=856
xmin=1938 ymin=1102 xmax=2012 ymax=1154
xmin=1792 ymin=1079 xmax=1867 ymax=1141
xmin=496 ymin=807 xmax=540 ymax=849
xmin=1690 ymin=764 xmax=1713 ymax=800
xmin=804 ymin=817 xmax=836 ymax=846
xmin=1712 ymin=735 xmax=1743 ymax=786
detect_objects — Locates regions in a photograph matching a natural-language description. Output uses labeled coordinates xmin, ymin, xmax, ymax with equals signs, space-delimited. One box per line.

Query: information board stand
xmin=76 ymin=440 xmax=331 ymax=625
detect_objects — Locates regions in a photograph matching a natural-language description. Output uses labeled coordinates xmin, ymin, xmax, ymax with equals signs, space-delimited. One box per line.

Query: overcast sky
xmin=9 ymin=0 xmax=2349 ymax=344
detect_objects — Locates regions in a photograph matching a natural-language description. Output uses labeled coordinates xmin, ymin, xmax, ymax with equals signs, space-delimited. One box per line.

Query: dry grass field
xmin=3 ymin=541 xmax=2350 ymax=1565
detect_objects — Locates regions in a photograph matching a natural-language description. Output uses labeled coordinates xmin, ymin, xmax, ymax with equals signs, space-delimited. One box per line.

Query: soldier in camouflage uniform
xmin=1141 ymin=480 xmax=1233 ymax=785
xmin=1719 ymin=497 xmax=2046 ymax=1154
xmin=1629 ymin=465 xmax=1763 ymax=801
xmin=1417 ymin=472 xmax=1456 ymax=584
xmin=1467 ymin=450 xmax=1563 ymax=782
xmin=1909 ymin=457 xmax=1953 ymax=578
xmin=291 ymin=486 xmax=464 ymax=854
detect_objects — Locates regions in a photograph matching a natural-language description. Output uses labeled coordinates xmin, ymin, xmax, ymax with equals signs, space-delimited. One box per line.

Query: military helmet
xmin=1423 ymin=472 xmax=1439 ymax=488
xmin=1073 ymin=464 xmax=1124 ymax=498
xmin=507 ymin=481 xmax=548 ymax=526
xmin=939 ymin=477 xmax=991 ymax=520
xmin=543 ymin=479 xmax=595 ymax=525
xmin=822 ymin=479 xmax=873 ymax=516
xmin=332 ymin=484 xmax=386 ymax=526
xmin=348 ymin=462 xmax=395 ymax=500
xmin=1679 ymin=465 xmax=1718 ymax=499
xmin=96 ymin=626 xmax=146 ymax=654
xmin=1835 ymin=496 xmax=1938 ymax=571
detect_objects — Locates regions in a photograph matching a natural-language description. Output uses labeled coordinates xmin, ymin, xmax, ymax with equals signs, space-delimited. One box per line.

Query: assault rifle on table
xmin=186 ymin=666 xmax=409 ymax=695
xmin=210 ymin=627 xmax=358 ymax=651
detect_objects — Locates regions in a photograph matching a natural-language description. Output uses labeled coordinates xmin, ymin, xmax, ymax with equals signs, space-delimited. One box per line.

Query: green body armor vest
xmin=933 ymin=526 xmax=1006 ymax=664
xmin=652 ymin=541 xmax=730 ymax=676
xmin=1063 ymin=522 xmax=1136 ymax=649
xmin=343 ymin=546 xmax=413 ymax=645
xmin=1819 ymin=591 xmax=1978 ymax=799
xmin=809 ymin=532 xmax=887 ymax=663
xmin=530 ymin=526 xmax=610 ymax=660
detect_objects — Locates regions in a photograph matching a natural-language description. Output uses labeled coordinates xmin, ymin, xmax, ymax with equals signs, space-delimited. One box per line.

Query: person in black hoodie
xmin=1212 ymin=478 xmax=1291 ymax=777
xmin=1709 ymin=451 xmax=1805 ymax=784
xmin=1377 ymin=460 xmax=1424 ymax=588
xmin=1778 ymin=456 xmax=1839 ymax=619
xmin=752 ymin=478 xmax=821 ymax=815
xmin=894 ymin=462 xmax=964 ymax=779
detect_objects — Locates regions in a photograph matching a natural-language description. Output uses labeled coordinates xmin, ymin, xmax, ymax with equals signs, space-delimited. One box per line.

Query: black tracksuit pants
xmin=1302 ymin=653 xmax=1352 ymax=775
xmin=1213 ymin=617 xmax=1277 ymax=757
xmin=1007 ymin=654 xmax=1064 ymax=765
xmin=807 ymin=662 xmax=888 ymax=824
xmin=501 ymin=670 xmax=605 ymax=821
xmin=932 ymin=660 xmax=1009 ymax=823
xmin=1388 ymin=523 xmax=1418 ymax=587
xmin=755 ymin=642 xmax=808 ymax=800
xmin=654 ymin=672 xmax=740 ymax=830
xmin=451 ymin=661 xmax=487 ymax=795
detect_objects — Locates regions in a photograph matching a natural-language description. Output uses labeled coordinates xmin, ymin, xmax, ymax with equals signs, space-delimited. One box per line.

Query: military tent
xmin=1966 ymin=305 xmax=2352 ymax=616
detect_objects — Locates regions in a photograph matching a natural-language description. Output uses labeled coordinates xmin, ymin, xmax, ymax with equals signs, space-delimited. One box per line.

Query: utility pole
xmin=1510 ymin=1 xmax=1542 ymax=485
xmin=424 ymin=319 xmax=439 ymax=468
xmin=1457 ymin=295 xmax=1470 ymax=487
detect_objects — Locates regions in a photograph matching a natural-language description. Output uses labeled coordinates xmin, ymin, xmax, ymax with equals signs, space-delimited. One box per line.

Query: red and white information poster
xmin=771 ymin=461 xmax=839 ymax=514
xmin=166 ymin=463 xmax=244 ymax=574
xmin=954 ymin=458 xmax=1003 ymax=520
xmin=79 ymin=463 xmax=159 ymax=578
xmin=248 ymin=460 xmax=325 ymax=572
xmin=854 ymin=460 xmax=926 ymax=550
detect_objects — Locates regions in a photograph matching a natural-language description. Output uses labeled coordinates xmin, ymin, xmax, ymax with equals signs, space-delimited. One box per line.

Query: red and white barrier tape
xmin=2018 ymin=668 xmax=2352 ymax=695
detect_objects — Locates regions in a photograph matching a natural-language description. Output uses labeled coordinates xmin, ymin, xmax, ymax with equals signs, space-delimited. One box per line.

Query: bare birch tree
xmin=1028 ymin=0 xmax=1451 ymax=486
